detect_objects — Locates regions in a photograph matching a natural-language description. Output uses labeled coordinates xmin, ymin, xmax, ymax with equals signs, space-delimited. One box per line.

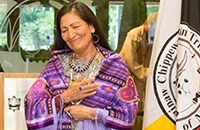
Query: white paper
xmin=4 ymin=78 xmax=36 ymax=130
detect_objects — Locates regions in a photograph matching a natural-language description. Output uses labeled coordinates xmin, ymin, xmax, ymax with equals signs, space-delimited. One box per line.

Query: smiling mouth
xmin=68 ymin=37 xmax=81 ymax=44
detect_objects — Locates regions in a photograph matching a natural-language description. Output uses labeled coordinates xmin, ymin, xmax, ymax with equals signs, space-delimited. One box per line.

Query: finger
xmin=64 ymin=106 xmax=71 ymax=112
xmin=82 ymin=83 xmax=99 ymax=90
xmin=81 ymin=77 xmax=95 ymax=85
xmin=81 ymin=84 xmax=98 ymax=93
xmin=81 ymin=91 xmax=97 ymax=99
xmin=82 ymin=88 xmax=97 ymax=94
xmin=75 ymin=74 xmax=83 ymax=82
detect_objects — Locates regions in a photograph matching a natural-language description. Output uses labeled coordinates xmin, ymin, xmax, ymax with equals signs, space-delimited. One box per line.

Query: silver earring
xmin=92 ymin=33 xmax=99 ymax=43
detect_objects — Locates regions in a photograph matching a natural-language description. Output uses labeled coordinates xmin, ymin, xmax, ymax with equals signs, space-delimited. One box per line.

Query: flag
xmin=143 ymin=0 xmax=200 ymax=130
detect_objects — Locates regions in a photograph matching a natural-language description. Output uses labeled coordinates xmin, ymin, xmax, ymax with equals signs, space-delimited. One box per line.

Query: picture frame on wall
xmin=0 ymin=73 xmax=39 ymax=130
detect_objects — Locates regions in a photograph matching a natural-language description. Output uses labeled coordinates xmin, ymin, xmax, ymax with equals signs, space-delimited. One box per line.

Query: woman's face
xmin=60 ymin=12 xmax=95 ymax=52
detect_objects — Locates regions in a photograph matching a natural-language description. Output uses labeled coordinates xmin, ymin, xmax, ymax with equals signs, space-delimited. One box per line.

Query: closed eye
xmin=73 ymin=25 xmax=80 ymax=29
xmin=62 ymin=30 xmax=67 ymax=33
xmin=61 ymin=28 xmax=68 ymax=33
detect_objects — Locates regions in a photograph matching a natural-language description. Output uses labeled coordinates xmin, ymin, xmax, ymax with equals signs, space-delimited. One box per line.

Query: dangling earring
xmin=92 ymin=33 xmax=99 ymax=43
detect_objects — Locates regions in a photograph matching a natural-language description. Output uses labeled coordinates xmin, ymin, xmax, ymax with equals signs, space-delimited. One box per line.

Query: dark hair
xmin=52 ymin=2 xmax=111 ymax=51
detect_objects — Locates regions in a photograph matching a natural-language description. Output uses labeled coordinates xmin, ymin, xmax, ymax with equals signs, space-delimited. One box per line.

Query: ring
xmin=71 ymin=99 xmax=82 ymax=105
xmin=66 ymin=111 xmax=73 ymax=119
xmin=79 ymin=86 xmax=82 ymax=91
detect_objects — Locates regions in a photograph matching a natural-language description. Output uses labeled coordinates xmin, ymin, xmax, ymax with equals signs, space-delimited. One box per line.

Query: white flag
xmin=143 ymin=0 xmax=200 ymax=130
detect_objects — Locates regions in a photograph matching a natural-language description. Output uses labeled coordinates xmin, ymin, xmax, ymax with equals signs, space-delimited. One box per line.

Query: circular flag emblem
xmin=154 ymin=23 xmax=200 ymax=130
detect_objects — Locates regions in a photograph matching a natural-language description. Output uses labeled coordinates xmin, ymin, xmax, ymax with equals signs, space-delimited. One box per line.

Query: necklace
xmin=69 ymin=49 xmax=98 ymax=73
xmin=58 ymin=48 xmax=103 ymax=105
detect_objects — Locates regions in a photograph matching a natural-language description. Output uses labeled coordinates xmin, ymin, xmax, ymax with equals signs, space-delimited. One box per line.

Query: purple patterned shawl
xmin=24 ymin=45 xmax=139 ymax=130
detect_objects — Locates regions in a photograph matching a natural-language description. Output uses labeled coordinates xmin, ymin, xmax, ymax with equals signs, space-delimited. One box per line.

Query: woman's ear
xmin=90 ymin=25 xmax=95 ymax=33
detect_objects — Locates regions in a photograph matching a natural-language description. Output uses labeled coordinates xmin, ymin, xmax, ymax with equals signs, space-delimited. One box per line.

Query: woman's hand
xmin=62 ymin=75 xmax=98 ymax=104
xmin=64 ymin=105 xmax=95 ymax=121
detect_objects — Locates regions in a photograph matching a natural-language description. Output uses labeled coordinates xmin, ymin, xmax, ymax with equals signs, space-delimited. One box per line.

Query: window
xmin=20 ymin=4 xmax=55 ymax=51
xmin=146 ymin=2 xmax=159 ymax=16
xmin=0 ymin=2 xmax=7 ymax=47
xmin=146 ymin=2 xmax=159 ymax=44
xmin=108 ymin=1 xmax=123 ymax=51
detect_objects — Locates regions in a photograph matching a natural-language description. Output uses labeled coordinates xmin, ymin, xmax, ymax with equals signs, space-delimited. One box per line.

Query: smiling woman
xmin=24 ymin=2 xmax=139 ymax=130
xmin=60 ymin=12 xmax=95 ymax=55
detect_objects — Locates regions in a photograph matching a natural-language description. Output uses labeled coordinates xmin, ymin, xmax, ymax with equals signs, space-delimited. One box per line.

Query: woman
xmin=24 ymin=2 xmax=139 ymax=130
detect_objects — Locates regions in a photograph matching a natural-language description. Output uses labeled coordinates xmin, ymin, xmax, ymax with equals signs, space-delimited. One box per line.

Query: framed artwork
xmin=0 ymin=73 xmax=39 ymax=130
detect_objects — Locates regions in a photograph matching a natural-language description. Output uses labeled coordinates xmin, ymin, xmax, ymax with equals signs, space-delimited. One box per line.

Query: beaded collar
xmin=58 ymin=48 xmax=104 ymax=85
xmin=59 ymin=49 xmax=104 ymax=106
xmin=69 ymin=50 xmax=98 ymax=73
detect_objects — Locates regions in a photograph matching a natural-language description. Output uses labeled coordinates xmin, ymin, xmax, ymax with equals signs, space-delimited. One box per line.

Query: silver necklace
xmin=69 ymin=51 xmax=100 ymax=105
xmin=58 ymin=49 xmax=103 ymax=105
xmin=69 ymin=51 xmax=97 ymax=73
